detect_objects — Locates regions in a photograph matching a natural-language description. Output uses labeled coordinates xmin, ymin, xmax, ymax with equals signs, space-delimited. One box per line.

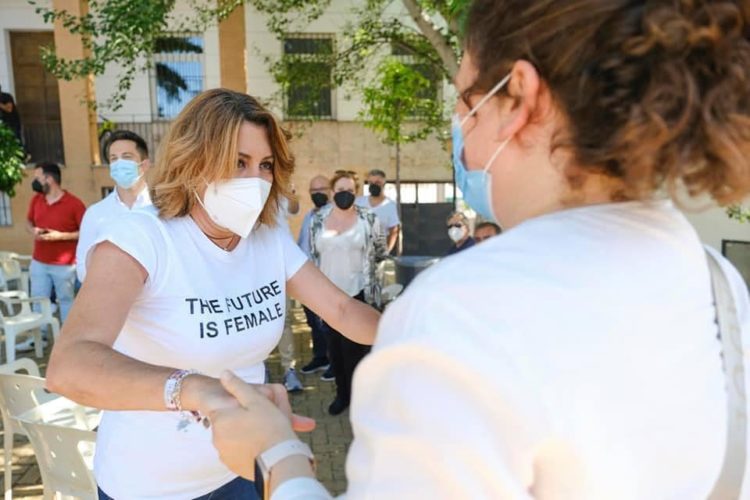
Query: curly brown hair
xmin=465 ymin=0 xmax=750 ymax=205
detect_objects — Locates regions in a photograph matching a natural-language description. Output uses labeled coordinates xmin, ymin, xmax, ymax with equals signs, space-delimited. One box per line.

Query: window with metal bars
xmin=391 ymin=42 xmax=441 ymax=109
xmin=283 ymin=35 xmax=334 ymax=119
xmin=151 ymin=35 xmax=205 ymax=120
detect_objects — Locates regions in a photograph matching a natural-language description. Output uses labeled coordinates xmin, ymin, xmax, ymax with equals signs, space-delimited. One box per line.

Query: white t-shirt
xmin=275 ymin=200 xmax=750 ymax=499
xmin=316 ymin=221 xmax=367 ymax=297
xmin=355 ymin=196 xmax=400 ymax=230
xmin=91 ymin=207 xmax=307 ymax=499
xmin=76 ymin=187 xmax=152 ymax=282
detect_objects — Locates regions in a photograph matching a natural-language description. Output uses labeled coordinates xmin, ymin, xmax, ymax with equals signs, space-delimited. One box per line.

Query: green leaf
xmin=0 ymin=124 xmax=26 ymax=197
xmin=727 ymin=205 xmax=750 ymax=223
xmin=359 ymin=58 xmax=445 ymax=146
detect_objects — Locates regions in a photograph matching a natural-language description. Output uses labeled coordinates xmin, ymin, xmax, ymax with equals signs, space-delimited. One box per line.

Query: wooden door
xmin=10 ymin=31 xmax=64 ymax=163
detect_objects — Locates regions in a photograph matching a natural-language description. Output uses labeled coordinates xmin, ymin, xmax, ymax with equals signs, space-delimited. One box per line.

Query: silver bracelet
xmin=164 ymin=369 xmax=207 ymax=430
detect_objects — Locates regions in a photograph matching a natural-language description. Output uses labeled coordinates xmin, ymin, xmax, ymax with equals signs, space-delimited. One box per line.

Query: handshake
xmin=187 ymin=371 xmax=317 ymax=483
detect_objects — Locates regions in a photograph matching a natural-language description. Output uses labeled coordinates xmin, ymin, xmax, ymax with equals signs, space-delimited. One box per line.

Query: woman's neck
xmin=189 ymin=205 xmax=240 ymax=251
xmin=499 ymin=167 xmax=628 ymax=230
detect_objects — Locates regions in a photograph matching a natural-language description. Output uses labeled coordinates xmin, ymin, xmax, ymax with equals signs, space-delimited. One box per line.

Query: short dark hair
xmin=105 ymin=130 xmax=149 ymax=160
xmin=35 ymin=162 xmax=61 ymax=185
xmin=475 ymin=221 xmax=502 ymax=235
xmin=367 ymin=169 xmax=386 ymax=179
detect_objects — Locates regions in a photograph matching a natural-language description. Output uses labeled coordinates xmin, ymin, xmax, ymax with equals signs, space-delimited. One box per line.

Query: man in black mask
xmin=296 ymin=174 xmax=334 ymax=378
xmin=356 ymin=169 xmax=401 ymax=253
xmin=22 ymin=162 xmax=85 ymax=351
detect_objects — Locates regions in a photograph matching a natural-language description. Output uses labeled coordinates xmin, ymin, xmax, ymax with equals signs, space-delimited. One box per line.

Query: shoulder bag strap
xmin=707 ymin=250 xmax=747 ymax=499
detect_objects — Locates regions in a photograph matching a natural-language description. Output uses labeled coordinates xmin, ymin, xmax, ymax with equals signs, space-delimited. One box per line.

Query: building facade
xmin=0 ymin=0 xmax=747 ymax=273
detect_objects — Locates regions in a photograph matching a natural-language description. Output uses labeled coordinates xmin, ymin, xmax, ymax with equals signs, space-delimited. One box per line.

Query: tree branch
xmin=401 ymin=0 xmax=459 ymax=78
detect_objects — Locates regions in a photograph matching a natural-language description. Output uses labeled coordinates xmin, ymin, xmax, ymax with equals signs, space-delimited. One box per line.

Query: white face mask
xmin=448 ymin=226 xmax=466 ymax=243
xmin=195 ymin=177 xmax=272 ymax=238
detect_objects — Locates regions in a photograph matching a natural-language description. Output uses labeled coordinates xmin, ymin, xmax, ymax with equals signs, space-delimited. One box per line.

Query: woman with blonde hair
xmin=208 ymin=1 xmax=750 ymax=498
xmin=46 ymin=89 xmax=380 ymax=499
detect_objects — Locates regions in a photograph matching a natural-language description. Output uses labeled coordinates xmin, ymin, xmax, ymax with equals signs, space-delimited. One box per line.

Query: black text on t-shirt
xmin=185 ymin=280 xmax=285 ymax=339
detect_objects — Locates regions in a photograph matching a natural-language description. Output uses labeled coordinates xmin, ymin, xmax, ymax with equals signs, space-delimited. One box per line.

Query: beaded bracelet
xmin=164 ymin=369 xmax=209 ymax=430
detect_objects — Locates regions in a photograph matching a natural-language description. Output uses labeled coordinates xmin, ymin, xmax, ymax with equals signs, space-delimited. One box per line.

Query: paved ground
xmin=0 ymin=305 xmax=353 ymax=497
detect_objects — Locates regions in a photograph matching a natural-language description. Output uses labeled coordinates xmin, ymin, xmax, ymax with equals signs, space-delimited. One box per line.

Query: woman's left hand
xmin=208 ymin=371 xmax=316 ymax=479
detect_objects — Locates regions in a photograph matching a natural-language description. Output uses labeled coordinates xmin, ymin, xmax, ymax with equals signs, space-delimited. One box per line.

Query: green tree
xmin=0 ymin=124 xmax=26 ymax=197
xmin=360 ymin=57 xmax=444 ymax=249
xmin=30 ymin=0 xmax=177 ymax=111
xmin=31 ymin=0 xmax=469 ymax=113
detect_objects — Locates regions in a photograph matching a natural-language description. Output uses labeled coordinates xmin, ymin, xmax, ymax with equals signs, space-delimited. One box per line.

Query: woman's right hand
xmin=181 ymin=374 xmax=242 ymax=416
xmin=209 ymin=371 xmax=316 ymax=480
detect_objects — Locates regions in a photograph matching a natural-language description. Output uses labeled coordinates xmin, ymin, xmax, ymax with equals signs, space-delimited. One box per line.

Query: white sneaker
xmin=16 ymin=337 xmax=49 ymax=353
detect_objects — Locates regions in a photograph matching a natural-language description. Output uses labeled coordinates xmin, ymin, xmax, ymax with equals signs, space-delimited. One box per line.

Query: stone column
xmin=52 ymin=0 xmax=100 ymax=170
xmin=218 ymin=3 xmax=248 ymax=92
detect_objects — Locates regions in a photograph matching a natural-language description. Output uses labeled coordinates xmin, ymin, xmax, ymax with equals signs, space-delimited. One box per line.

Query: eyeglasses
xmin=447 ymin=223 xmax=464 ymax=229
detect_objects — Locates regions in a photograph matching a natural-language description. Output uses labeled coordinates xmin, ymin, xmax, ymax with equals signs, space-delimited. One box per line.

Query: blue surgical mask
xmin=452 ymin=73 xmax=512 ymax=222
xmin=110 ymin=158 xmax=142 ymax=189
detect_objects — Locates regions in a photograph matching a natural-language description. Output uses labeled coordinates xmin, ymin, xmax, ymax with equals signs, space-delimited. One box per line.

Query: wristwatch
xmin=254 ymin=439 xmax=315 ymax=500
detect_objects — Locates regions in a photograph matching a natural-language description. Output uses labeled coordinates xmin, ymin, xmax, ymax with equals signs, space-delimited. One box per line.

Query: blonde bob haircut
xmin=148 ymin=88 xmax=294 ymax=226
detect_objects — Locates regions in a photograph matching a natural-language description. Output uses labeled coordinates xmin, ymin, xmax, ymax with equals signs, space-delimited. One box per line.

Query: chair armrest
xmin=0 ymin=291 xmax=29 ymax=314
xmin=3 ymin=296 xmax=53 ymax=317
xmin=8 ymin=254 xmax=32 ymax=263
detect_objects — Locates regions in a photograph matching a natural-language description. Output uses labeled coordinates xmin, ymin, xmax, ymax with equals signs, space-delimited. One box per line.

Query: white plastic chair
xmin=12 ymin=417 xmax=96 ymax=500
xmin=0 ymin=363 xmax=57 ymax=500
xmin=0 ymin=256 xmax=31 ymax=296
xmin=0 ymin=291 xmax=60 ymax=363
xmin=13 ymin=397 xmax=99 ymax=500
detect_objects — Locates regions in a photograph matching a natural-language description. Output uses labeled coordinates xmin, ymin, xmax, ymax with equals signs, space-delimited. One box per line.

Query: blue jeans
xmin=98 ymin=476 xmax=259 ymax=500
xmin=29 ymin=259 xmax=76 ymax=323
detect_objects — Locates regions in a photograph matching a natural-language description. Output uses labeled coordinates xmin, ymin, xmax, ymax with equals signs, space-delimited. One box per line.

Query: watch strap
xmin=258 ymin=439 xmax=314 ymax=473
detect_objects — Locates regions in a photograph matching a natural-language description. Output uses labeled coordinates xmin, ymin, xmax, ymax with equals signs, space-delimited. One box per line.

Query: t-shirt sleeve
xmin=387 ymin=201 xmax=401 ymax=227
xmin=88 ymin=212 xmax=165 ymax=290
xmin=75 ymin=209 xmax=95 ymax=281
xmin=279 ymin=227 xmax=309 ymax=280
xmin=271 ymin=477 xmax=333 ymax=500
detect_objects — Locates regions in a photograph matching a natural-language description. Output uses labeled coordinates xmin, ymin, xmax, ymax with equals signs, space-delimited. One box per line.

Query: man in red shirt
xmin=26 ymin=162 xmax=85 ymax=333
